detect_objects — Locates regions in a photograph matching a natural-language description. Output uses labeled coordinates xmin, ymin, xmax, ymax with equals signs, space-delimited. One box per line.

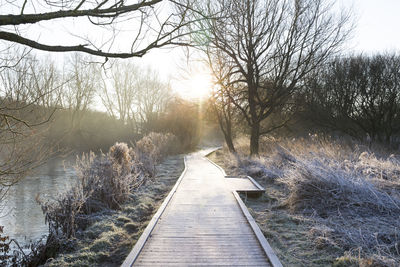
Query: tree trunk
xmin=224 ymin=126 xmax=236 ymax=153
xmin=217 ymin=117 xmax=236 ymax=153
xmin=250 ymin=122 xmax=260 ymax=156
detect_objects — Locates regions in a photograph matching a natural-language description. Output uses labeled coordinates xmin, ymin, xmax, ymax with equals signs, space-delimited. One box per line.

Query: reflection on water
xmin=0 ymin=157 xmax=76 ymax=244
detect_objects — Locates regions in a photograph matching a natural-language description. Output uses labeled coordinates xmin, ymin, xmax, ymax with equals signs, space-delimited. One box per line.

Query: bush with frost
xmin=37 ymin=133 xmax=177 ymax=241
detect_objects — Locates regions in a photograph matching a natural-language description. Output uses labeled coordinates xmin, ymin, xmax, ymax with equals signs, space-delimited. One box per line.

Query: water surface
xmin=0 ymin=157 xmax=76 ymax=244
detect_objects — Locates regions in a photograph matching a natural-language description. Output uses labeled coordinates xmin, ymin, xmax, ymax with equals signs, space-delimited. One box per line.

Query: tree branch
xmin=0 ymin=0 xmax=163 ymax=26
xmin=0 ymin=31 xmax=190 ymax=58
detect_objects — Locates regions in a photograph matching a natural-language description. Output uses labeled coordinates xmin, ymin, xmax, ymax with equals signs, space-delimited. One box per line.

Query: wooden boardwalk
xmin=122 ymin=149 xmax=281 ymax=267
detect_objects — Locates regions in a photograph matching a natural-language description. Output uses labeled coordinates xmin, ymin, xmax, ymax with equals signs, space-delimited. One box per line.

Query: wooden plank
xmin=121 ymin=156 xmax=188 ymax=267
xmin=122 ymin=149 xmax=280 ymax=266
xmin=205 ymin=152 xmax=227 ymax=176
xmin=247 ymin=175 xmax=265 ymax=191
xmin=225 ymin=176 xmax=265 ymax=194
xmin=206 ymin=154 xmax=282 ymax=267
xmin=233 ymin=191 xmax=283 ymax=267
xmin=226 ymin=177 xmax=260 ymax=191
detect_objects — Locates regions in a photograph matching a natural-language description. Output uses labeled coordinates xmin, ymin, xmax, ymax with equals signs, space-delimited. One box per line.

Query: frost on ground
xmin=2 ymin=133 xmax=184 ymax=266
xmin=45 ymin=155 xmax=184 ymax=267
xmin=209 ymin=136 xmax=400 ymax=267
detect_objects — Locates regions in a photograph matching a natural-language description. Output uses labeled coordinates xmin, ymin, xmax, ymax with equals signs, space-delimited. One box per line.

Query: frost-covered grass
xmin=44 ymin=155 xmax=184 ymax=266
xmin=36 ymin=133 xmax=178 ymax=240
xmin=210 ymin=136 xmax=400 ymax=266
xmin=4 ymin=133 xmax=182 ymax=266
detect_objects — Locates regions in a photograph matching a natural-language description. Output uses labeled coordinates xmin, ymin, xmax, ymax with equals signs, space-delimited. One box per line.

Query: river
xmin=0 ymin=157 xmax=76 ymax=245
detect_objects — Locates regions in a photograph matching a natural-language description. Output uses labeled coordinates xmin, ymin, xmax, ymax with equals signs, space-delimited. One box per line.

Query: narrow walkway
xmin=123 ymin=149 xmax=278 ymax=266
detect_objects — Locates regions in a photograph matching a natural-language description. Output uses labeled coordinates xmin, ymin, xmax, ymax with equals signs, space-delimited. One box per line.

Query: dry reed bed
xmin=217 ymin=136 xmax=400 ymax=266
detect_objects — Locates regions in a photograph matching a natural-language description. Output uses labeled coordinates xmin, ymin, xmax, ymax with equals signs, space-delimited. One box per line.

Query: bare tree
xmin=0 ymin=0 xmax=196 ymax=59
xmin=0 ymin=53 xmax=58 ymax=201
xmin=206 ymin=49 xmax=238 ymax=153
xmin=209 ymin=89 xmax=236 ymax=153
xmin=135 ymin=67 xmax=172 ymax=133
xmin=63 ymin=54 xmax=99 ymax=133
xmin=0 ymin=0 xmax=204 ymax=201
xmin=196 ymin=0 xmax=352 ymax=155
xmin=303 ymin=54 xmax=400 ymax=145
xmin=29 ymin=58 xmax=63 ymax=109
xmin=100 ymin=62 xmax=171 ymax=134
xmin=100 ymin=61 xmax=138 ymax=133
xmin=1 ymin=54 xmax=64 ymax=109
xmin=0 ymin=0 xmax=206 ymax=201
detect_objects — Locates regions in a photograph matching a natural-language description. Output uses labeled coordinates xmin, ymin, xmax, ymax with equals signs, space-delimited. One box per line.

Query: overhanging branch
xmin=0 ymin=0 xmax=163 ymax=26
xmin=0 ymin=31 xmax=189 ymax=58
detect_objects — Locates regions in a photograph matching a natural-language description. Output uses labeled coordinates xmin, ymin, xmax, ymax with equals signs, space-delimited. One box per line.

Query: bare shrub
xmin=0 ymin=225 xmax=54 ymax=266
xmin=37 ymin=148 xmax=137 ymax=239
xmin=28 ymin=133 xmax=179 ymax=267
xmin=36 ymin=182 xmax=90 ymax=239
xmin=37 ymin=133 xmax=177 ymax=242
xmin=109 ymin=142 xmax=131 ymax=165
xmin=132 ymin=132 xmax=178 ymax=177
xmin=76 ymin=149 xmax=137 ymax=212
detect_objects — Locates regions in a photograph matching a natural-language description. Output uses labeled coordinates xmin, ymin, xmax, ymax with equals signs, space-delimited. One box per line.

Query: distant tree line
xmin=300 ymin=53 xmax=400 ymax=146
xmin=0 ymin=51 xmax=201 ymax=199
xmin=206 ymin=51 xmax=400 ymax=152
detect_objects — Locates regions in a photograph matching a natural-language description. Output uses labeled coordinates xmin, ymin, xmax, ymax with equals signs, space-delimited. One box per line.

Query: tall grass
xmin=220 ymin=136 xmax=400 ymax=266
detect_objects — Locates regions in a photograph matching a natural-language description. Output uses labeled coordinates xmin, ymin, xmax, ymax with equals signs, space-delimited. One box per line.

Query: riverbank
xmin=44 ymin=154 xmax=184 ymax=266
xmin=0 ymin=157 xmax=76 ymax=245
xmin=208 ymin=137 xmax=400 ymax=266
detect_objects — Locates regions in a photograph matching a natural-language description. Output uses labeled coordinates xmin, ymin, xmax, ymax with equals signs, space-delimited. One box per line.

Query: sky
xmin=2 ymin=0 xmax=400 ymax=101
xmin=342 ymin=0 xmax=400 ymax=53
xmin=164 ymin=0 xmax=400 ymax=98
xmin=142 ymin=0 xmax=400 ymax=98
xmin=141 ymin=0 xmax=400 ymax=97
xmin=145 ymin=1 xmax=400 ymax=65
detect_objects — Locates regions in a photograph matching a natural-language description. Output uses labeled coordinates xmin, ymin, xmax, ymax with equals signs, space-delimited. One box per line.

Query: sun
xmin=174 ymin=73 xmax=213 ymax=100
